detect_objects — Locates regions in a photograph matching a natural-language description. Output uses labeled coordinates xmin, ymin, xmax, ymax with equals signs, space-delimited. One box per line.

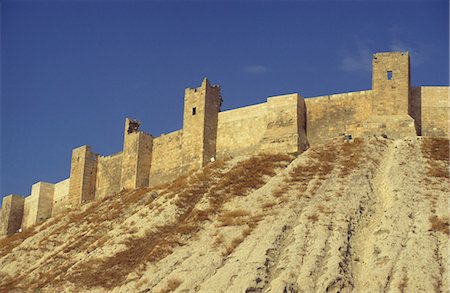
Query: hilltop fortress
xmin=1 ymin=52 xmax=449 ymax=236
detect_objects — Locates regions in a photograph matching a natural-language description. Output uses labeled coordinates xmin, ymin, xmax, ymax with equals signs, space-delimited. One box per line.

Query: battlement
xmin=1 ymin=52 xmax=448 ymax=236
xmin=184 ymin=77 xmax=221 ymax=96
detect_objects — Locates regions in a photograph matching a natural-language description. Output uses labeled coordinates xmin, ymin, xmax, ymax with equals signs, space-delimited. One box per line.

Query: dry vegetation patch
xmin=159 ymin=278 xmax=182 ymax=293
xmin=429 ymin=215 xmax=449 ymax=236
xmin=421 ymin=138 xmax=449 ymax=178
xmin=57 ymin=154 xmax=289 ymax=290
xmin=338 ymin=138 xmax=365 ymax=176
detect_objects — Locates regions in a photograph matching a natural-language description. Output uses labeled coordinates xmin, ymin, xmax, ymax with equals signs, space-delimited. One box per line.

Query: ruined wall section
xmin=216 ymin=103 xmax=267 ymax=158
xmin=305 ymin=90 xmax=373 ymax=145
xmin=52 ymin=178 xmax=70 ymax=217
xmin=1 ymin=195 xmax=24 ymax=235
xmin=149 ymin=130 xmax=183 ymax=185
xmin=96 ymin=153 xmax=122 ymax=198
xmin=410 ymin=86 xmax=449 ymax=137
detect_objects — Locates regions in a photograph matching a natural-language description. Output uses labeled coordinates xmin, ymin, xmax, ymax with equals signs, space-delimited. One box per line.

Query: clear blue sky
xmin=1 ymin=0 xmax=448 ymax=201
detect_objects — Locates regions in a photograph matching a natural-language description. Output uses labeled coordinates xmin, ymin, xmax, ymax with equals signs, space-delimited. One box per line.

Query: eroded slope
xmin=0 ymin=137 xmax=448 ymax=293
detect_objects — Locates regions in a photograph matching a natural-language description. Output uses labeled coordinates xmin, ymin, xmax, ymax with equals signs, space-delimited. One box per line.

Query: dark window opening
xmin=192 ymin=107 xmax=196 ymax=115
xmin=387 ymin=71 xmax=393 ymax=80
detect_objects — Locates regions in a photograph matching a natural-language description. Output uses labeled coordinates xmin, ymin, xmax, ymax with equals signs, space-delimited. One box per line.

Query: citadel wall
xmin=410 ymin=86 xmax=449 ymax=137
xmin=217 ymin=102 xmax=267 ymax=158
xmin=52 ymin=178 xmax=70 ymax=216
xmin=217 ymin=94 xmax=308 ymax=158
xmin=22 ymin=182 xmax=54 ymax=229
xmin=149 ymin=130 xmax=183 ymax=185
xmin=95 ymin=153 xmax=122 ymax=199
xmin=1 ymin=51 xmax=449 ymax=236
xmin=305 ymin=90 xmax=373 ymax=145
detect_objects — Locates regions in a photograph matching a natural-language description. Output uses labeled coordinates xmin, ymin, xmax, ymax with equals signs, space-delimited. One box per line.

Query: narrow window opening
xmin=387 ymin=71 xmax=393 ymax=80
xmin=192 ymin=107 xmax=196 ymax=115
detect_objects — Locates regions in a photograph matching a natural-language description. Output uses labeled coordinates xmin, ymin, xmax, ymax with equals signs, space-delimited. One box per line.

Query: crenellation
xmin=1 ymin=51 xmax=448 ymax=235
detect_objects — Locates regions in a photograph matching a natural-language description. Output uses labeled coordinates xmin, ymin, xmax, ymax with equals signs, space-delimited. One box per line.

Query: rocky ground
xmin=0 ymin=136 xmax=448 ymax=293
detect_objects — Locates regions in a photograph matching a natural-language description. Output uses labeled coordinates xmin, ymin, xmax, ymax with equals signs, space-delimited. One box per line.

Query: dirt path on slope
xmin=351 ymin=140 xmax=399 ymax=291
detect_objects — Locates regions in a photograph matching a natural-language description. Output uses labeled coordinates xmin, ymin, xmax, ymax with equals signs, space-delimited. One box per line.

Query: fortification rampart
xmin=1 ymin=51 xmax=449 ymax=235
xmin=305 ymin=90 xmax=373 ymax=145
xmin=149 ymin=130 xmax=183 ymax=185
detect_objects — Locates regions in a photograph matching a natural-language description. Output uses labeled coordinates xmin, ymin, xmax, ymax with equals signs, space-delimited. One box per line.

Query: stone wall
xmin=52 ymin=178 xmax=70 ymax=216
xmin=410 ymin=86 xmax=449 ymax=137
xmin=305 ymin=90 xmax=373 ymax=145
xmin=261 ymin=94 xmax=308 ymax=154
xmin=217 ymin=102 xmax=267 ymax=158
xmin=217 ymin=93 xmax=307 ymax=157
xmin=1 ymin=195 xmax=24 ymax=235
xmin=96 ymin=153 xmax=122 ymax=198
xmin=149 ymin=130 xmax=183 ymax=185
xmin=22 ymin=182 xmax=54 ymax=229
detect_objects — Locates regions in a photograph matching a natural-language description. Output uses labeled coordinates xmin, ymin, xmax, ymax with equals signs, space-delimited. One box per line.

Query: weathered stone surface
xmin=121 ymin=118 xmax=153 ymax=190
xmin=52 ymin=178 xmax=70 ymax=217
xmin=68 ymin=146 xmax=97 ymax=207
xmin=96 ymin=153 xmax=122 ymax=198
xmin=1 ymin=195 xmax=24 ymax=235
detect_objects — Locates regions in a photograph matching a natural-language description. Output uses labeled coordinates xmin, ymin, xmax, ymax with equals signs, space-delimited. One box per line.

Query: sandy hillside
xmin=0 ymin=136 xmax=448 ymax=293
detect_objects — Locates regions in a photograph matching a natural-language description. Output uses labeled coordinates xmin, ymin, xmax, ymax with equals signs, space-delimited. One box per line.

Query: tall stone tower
xmin=182 ymin=78 xmax=222 ymax=170
xmin=372 ymin=52 xmax=410 ymax=115
xmin=68 ymin=145 xmax=97 ymax=207
xmin=120 ymin=118 xmax=153 ymax=190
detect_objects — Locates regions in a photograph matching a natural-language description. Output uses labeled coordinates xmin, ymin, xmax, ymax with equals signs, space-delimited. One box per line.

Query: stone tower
xmin=67 ymin=145 xmax=97 ymax=207
xmin=120 ymin=118 xmax=153 ymax=190
xmin=372 ymin=52 xmax=410 ymax=116
xmin=0 ymin=195 xmax=24 ymax=235
xmin=182 ymin=78 xmax=222 ymax=170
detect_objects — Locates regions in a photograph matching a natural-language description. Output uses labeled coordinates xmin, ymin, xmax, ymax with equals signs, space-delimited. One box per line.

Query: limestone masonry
xmin=1 ymin=52 xmax=448 ymax=236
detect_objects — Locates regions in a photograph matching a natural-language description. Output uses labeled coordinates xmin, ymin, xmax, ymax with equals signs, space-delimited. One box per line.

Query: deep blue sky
xmin=1 ymin=0 xmax=448 ymax=201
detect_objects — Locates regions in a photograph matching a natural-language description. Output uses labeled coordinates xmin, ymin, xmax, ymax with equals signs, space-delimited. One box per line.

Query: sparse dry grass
xmin=1 ymin=154 xmax=290 ymax=291
xmin=217 ymin=210 xmax=250 ymax=226
xmin=223 ymin=236 xmax=245 ymax=257
xmin=272 ymin=185 xmax=289 ymax=198
xmin=307 ymin=214 xmax=319 ymax=223
xmin=398 ymin=275 xmax=409 ymax=292
xmin=286 ymin=142 xmax=338 ymax=196
xmin=421 ymin=138 xmax=449 ymax=179
xmin=159 ymin=278 xmax=182 ymax=293
xmin=212 ymin=233 xmax=225 ymax=248
xmin=261 ymin=201 xmax=276 ymax=209
xmin=429 ymin=216 xmax=449 ymax=236
xmin=338 ymin=138 xmax=365 ymax=176
xmin=60 ymin=155 xmax=286 ymax=289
